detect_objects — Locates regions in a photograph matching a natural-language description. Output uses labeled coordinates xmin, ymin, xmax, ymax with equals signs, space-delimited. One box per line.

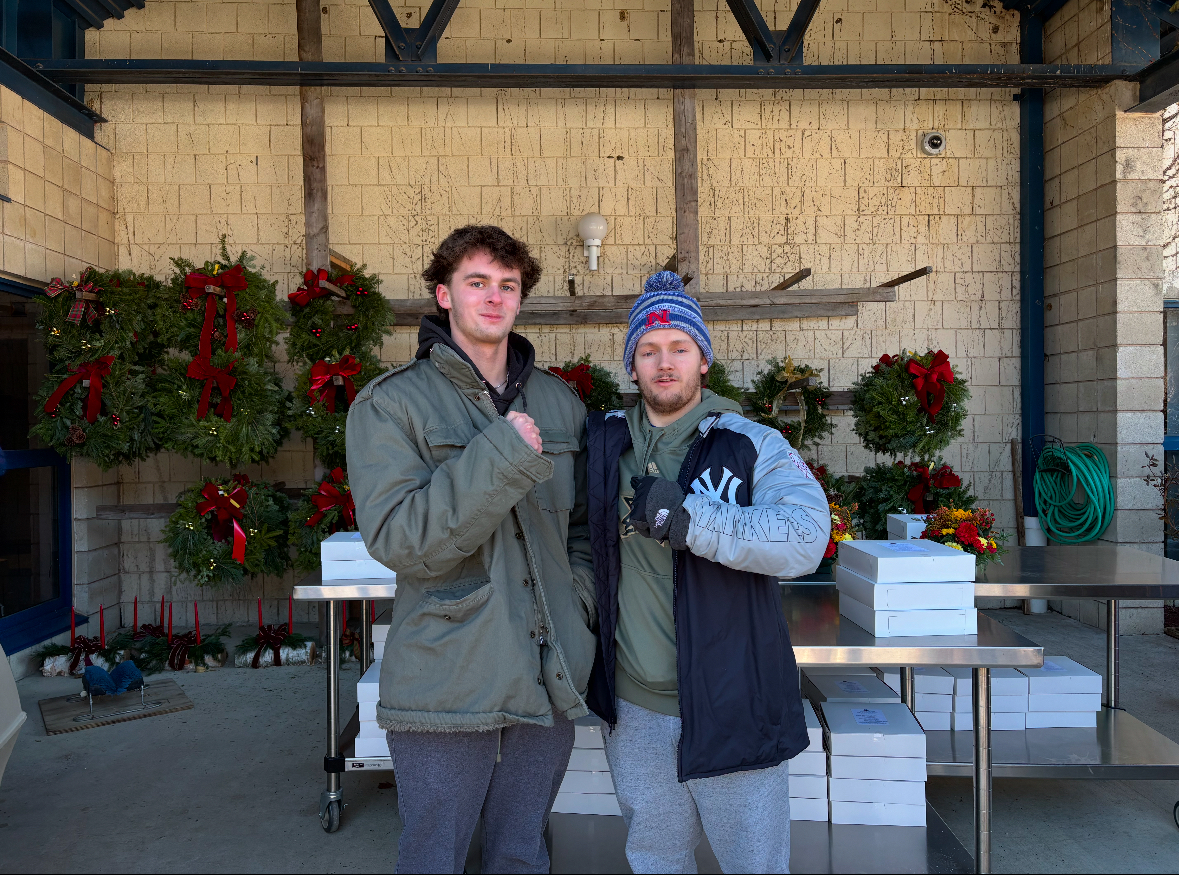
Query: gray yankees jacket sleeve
xmin=681 ymin=419 xmax=831 ymax=578
xmin=346 ymin=388 xmax=554 ymax=579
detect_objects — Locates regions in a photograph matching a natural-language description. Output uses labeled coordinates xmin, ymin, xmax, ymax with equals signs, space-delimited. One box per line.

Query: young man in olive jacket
xmin=584 ymin=272 xmax=830 ymax=874
xmin=346 ymin=226 xmax=597 ymax=874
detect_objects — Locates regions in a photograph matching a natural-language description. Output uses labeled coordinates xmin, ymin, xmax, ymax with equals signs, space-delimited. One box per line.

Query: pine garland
xmin=851 ymin=460 xmax=977 ymax=540
xmin=549 ymin=356 xmax=623 ymax=412
xmin=705 ymin=360 xmax=746 ymax=405
xmin=290 ymin=467 xmax=358 ymax=573
xmin=850 ymin=350 xmax=969 ymax=459
xmin=288 ymin=352 xmax=384 ymax=469
xmin=162 ymin=476 xmax=291 ymax=586
xmin=748 ymin=357 xmax=835 ymax=451
xmin=285 ymin=265 xmax=392 ymax=365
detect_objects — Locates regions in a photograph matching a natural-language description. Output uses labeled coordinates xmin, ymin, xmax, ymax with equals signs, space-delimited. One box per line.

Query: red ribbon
xmin=251 ymin=623 xmax=289 ymax=668
xmin=548 ymin=363 xmax=594 ymax=400
xmin=907 ymin=350 xmax=954 ymax=420
xmin=906 ymin=463 xmax=963 ymax=513
xmin=307 ymin=355 xmax=363 ymax=412
xmin=186 ymin=356 xmax=236 ymax=421
xmin=872 ymin=354 xmax=899 ymax=373
xmin=196 ymin=482 xmax=248 ymax=563
xmin=133 ymin=623 xmax=165 ymax=642
xmin=184 ymin=264 xmax=247 ymax=358
xmin=68 ymin=636 xmax=104 ymax=674
xmin=44 ymin=356 xmax=115 ymax=424
xmin=168 ymin=631 xmax=198 ymax=671
xmin=47 ymin=275 xmax=103 ymax=325
xmin=289 ymin=268 xmax=353 ymax=306
xmin=306 ymin=468 xmax=356 ymax=529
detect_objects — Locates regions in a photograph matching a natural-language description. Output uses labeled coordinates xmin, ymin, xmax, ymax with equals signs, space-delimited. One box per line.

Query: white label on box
xmin=837 ymin=681 xmax=868 ymax=693
xmin=885 ymin=542 xmax=929 ymax=553
xmin=853 ymin=709 xmax=888 ymax=726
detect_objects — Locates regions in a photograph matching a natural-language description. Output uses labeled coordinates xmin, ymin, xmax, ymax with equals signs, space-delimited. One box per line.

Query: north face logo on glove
xmin=690 ymin=467 xmax=743 ymax=505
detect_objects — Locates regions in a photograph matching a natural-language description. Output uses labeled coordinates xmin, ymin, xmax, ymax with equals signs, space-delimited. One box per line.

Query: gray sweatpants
xmin=603 ymin=698 xmax=792 ymax=875
xmin=386 ymin=715 xmax=574 ymax=875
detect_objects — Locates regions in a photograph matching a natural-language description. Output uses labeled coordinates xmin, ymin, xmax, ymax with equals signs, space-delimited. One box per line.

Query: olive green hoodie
xmin=615 ymin=389 xmax=744 ymax=716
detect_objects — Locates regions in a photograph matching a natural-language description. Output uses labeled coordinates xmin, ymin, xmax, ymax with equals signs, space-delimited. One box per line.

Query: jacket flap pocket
xmin=539 ymin=428 xmax=578 ymax=454
xmin=424 ymin=424 xmax=474 ymax=448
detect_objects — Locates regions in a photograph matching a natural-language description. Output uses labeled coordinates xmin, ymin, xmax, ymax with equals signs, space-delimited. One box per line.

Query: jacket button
xmin=556 ymin=672 xmax=563 ymax=680
xmin=530 ymin=631 xmax=536 ymax=638
xmin=538 ymin=636 xmax=546 ymax=646
xmin=516 ymin=532 xmax=525 ymax=540
xmin=522 ymin=579 xmax=530 ymax=587
xmin=537 ymin=677 xmax=543 ymax=685
xmin=443 ymin=615 xmax=451 ymax=621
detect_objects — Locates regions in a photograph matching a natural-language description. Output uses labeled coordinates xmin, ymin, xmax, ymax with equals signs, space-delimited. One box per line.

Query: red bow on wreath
xmin=44 ymin=356 xmax=115 ymax=424
xmin=548 ymin=363 xmax=593 ymax=400
xmin=341 ymin=627 xmax=362 ymax=662
xmin=133 ymin=623 xmax=165 ymax=642
xmin=289 ymin=269 xmax=353 ymax=307
xmin=68 ymin=636 xmax=104 ymax=674
xmin=251 ymin=623 xmax=289 ymax=668
xmin=306 ymin=468 xmax=356 ymax=529
xmin=907 ymin=350 xmax=954 ymax=420
xmin=872 ymin=354 xmax=899 ymax=373
xmin=196 ymin=481 xmax=248 ymax=563
xmin=906 ymin=463 xmax=962 ymax=513
xmin=46 ymin=275 xmax=104 ymax=325
xmin=168 ymin=631 xmax=198 ymax=671
xmin=307 ymin=355 xmax=362 ymax=412
xmin=186 ymin=356 xmax=236 ymax=421
xmin=184 ymin=264 xmax=248 ymax=359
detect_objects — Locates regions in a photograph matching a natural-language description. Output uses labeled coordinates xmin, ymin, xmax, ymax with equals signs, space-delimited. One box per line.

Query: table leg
xmin=319 ymin=600 xmax=344 ymax=827
xmin=900 ymin=667 xmax=915 ymax=712
xmin=972 ymin=667 xmax=991 ymax=874
xmin=361 ymin=599 xmax=371 ymax=675
xmin=1106 ymin=598 xmax=1119 ymax=709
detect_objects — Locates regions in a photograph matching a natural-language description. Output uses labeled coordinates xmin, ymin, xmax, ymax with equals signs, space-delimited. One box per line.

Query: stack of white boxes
xmin=552 ymin=717 xmax=620 ymax=815
xmin=910 ymin=667 xmax=954 ymax=731
xmin=836 ymin=540 xmax=977 ymax=637
xmin=788 ymin=700 xmax=829 ymax=821
xmin=886 ymin=514 xmax=929 ymax=540
xmin=822 ymin=701 xmax=927 ymax=827
xmin=321 ymin=532 xmax=398 ymax=583
xmin=946 ymin=667 xmax=1029 ymax=731
xmin=1022 ymin=656 xmax=1102 ymax=728
xmin=355 ymin=660 xmax=387 ymax=757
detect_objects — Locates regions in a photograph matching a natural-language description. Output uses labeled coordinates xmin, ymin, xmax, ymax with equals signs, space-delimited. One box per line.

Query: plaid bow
xmin=46 ymin=275 xmax=103 ymax=325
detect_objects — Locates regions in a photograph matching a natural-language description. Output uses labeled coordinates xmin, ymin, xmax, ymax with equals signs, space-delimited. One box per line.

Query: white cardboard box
xmin=1028 ymin=692 xmax=1101 ymax=712
xmin=914 ymin=692 xmax=952 ymax=712
xmin=803 ymin=672 xmax=901 ymax=705
xmin=568 ymin=749 xmax=609 ymax=771
xmin=552 ymin=793 xmax=621 ymax=816
xmin=830 ymin=800 xmax=926 ymax=827
xmin=835 ymin=565 xmax=974 ymax=612
xmin=915 ymin=711 xmax=951 ymax=730
xmin=1025 ymin=711 xmax=1098 ymax=729
xmin=952 ymin=711 xmax=1026 ymax=731
xmin=944 ymin=666 xmax=1027 ymax=699
xmin=886 ymin=514 xmax=929 ymax=540
xmin=322 ymin=559 xmax=397 ymax=581
xmin=802 ymin=699 xmax=823 ymax=749
xmin=575 ymin=723 xmax=605 ymax=749
xmin=992 ymin=694 xmax=1029 ymax=713
xmin=357 ymin=660 xmax=381 ymax=703
xmin=1019 ymin=656 xmax=1102 ymax=695
xmin=321 ymin=531 xmax=376 ymax=561
xmin=355 ymin=736 xmax=391 ymax=758
xmin=822 ymin=703 xmax=927 ymax=759
xmin=789 ymin=796 xmax=829 ymax=822
xmin=790 ymin=750 xmax=827 ymax=776
xmin=873 ymin=667 xmax=900 ymax=694
xmin=360 ymin=701 xmax=376 ymax=722
xmin=913 ymin=667 xmax=955 ymax=694
xmin=372 ymin=624 xmax=389 ymax=647
xmin=837 ymin=539 xmax=976 ymax=583
xmin=829 ymin=777 xmax=926 ymax=806
xmin=357 ymin=720 xmax=385 ymax=739
xmin=560 ymin=771 xmax=616 ymax=794
xmin=789 ymin=774 xmax=828 ymax=799
xmin=829 ymin=755 xmax=927 ymax=782
xmin=840 ymin=592 xmax=977 ymax=638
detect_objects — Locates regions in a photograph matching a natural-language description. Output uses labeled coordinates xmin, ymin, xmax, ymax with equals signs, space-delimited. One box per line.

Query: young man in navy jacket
xmin=584 ymin=272 xmax=830 ymax=874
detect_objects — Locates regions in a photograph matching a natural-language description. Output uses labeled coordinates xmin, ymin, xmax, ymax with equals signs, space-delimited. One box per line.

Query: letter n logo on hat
xmin=646 ymin=310 xmax=670 ymax=327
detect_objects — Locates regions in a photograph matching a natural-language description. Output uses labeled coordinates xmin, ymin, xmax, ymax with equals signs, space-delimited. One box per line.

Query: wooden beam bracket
xmin=769 ymin=268 xmax=811 ymax=290
xmin=878 ymin=265 xmax=933 ymax=288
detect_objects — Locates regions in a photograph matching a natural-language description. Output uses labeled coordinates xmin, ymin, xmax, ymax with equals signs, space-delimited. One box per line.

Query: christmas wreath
xmin=851 ymin=460 xmax=977 ymax=540
xmin=36 ymin=268 xmax=164 ymax=366
xmin=290 ymin=467 xmax=358 ymax=572
xmin=748 ymin=357 xmax=835 ymax=451
xmin=285 ymin=265 xmax=392 ymax=365
xmin=162 ymin=475 xmax=291 ymax=586
xmin=548 ymin=356 xmax=623 ymax=412
xmin=850 ymin=350 xmax=969 ymax=459
xmin=704 ymin=360 xmax=746 ymax=405
xmin=288 ymin=352 xmax=384 ymax=469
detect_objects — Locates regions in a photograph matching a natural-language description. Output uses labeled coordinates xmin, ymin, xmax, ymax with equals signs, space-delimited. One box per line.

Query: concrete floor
xmin=0 ymin=610 xmax=1177 ymax=873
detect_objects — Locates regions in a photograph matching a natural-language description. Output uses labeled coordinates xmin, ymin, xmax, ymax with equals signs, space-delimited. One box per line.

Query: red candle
xmin=70 ymin=607 xmax=75 ymax=647
xmin=99 ymin=604 xmax=105 ymax=647
xmin=195 ymin=601 xmax=201 ymax=644
xmin=133 ymin=596 xmax=138 ymax=630
xmin=258 ymin=597 xmax=263 ymax=630
xmin=288 ymin=593 xmax=293 ymax=632
xmin=168 ymin=603 xmax=173 ymax=643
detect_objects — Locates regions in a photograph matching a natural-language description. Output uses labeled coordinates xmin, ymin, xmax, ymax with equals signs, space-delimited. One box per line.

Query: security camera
xmin=920 ymin=131 xmax=946 ymax=156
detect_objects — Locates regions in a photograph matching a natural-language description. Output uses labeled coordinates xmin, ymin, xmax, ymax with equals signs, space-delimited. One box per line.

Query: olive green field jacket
xmin=345 ymin=343 xmax=597 ymax=732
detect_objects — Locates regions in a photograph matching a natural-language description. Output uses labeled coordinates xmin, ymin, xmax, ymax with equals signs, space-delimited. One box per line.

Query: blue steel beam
xmin=1131 ymin=45 xmax=1179 ymax=111
xmin=413 ymin=0 xmax=462 ymax=62
xmin=778 ymin=0 xmax=823 ymax=64
xmin=1112 ymin=0 xmax=1163 ymax=66
xmin=367 ymin=0 xmax=415 ymax=61
xmin=723 ymin=0 xmax=780 ymax=63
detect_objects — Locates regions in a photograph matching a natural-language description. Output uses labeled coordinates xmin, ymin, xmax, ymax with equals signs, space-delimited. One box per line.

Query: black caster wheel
xmin=321 ymin=799 xmax=342 ymax=833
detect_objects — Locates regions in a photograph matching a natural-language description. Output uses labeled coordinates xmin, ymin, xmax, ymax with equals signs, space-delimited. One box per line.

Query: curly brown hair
xmin=422 ymin=225 xmax=542 ymax=320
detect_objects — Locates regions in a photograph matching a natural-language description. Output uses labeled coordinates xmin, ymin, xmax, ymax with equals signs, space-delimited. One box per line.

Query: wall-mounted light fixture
xmin=578 ymin=212 xmax=608 ymax=271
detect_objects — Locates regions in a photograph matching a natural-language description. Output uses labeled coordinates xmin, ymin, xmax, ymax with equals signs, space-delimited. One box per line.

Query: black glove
xmin=630 ymin=476 xmax=691 ymax=550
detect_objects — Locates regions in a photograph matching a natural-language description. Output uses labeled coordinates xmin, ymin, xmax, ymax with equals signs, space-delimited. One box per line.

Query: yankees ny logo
xmin=691 ymin=467 xmax=743 ymax=505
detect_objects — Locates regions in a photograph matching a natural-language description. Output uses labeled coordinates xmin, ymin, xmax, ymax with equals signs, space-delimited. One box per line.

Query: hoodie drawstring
xmin=497 ymin=728 xmax=503 ymax=763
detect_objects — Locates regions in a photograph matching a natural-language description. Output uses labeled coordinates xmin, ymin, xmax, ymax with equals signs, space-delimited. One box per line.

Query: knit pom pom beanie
xmin=623 ymin=271 xmax=713 ymax=373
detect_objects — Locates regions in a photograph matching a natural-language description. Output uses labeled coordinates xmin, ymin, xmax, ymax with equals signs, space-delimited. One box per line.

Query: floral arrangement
xmin=920 ymin=506 xmax=1006 ymax=568
xmin=826 ymin=502 xmax=856 ymax=559
xmin=851 ymin=459 xmax=977 ymax=540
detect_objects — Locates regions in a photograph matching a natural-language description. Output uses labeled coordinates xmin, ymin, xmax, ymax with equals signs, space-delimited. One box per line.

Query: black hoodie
xmin=415 ymin=315 xmax=536 ymax=416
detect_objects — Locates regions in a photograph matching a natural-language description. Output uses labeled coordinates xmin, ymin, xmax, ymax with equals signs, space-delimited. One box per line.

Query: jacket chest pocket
xmin=535 ymin=428 xmax=578 ymax=513
xmin=424 ymin=423 xmax=476 ymax=467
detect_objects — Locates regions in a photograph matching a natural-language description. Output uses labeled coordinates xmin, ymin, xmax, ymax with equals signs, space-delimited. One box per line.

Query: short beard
xmin=639 ymin=369 xmax=702 ymax=417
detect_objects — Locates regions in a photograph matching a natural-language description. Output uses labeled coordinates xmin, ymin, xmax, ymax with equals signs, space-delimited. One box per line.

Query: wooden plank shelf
xmin=385 ymin=287 xmax=898 ymax=326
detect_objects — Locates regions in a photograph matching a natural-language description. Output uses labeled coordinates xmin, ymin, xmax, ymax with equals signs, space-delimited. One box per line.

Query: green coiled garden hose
xmin=1033 ymin=442 xmax=1114 ymax=544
